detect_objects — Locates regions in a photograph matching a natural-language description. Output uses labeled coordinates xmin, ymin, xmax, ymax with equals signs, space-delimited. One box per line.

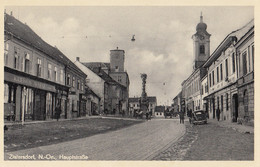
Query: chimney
xmin=76 ymin=57 xmax=80 ymax=61
xmin=10 ymin=11 xmax=13 ymax=16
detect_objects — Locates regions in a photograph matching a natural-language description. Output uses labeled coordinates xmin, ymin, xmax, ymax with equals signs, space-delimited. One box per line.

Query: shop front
xmin=4 ymin=68 xmax=68 ymax=122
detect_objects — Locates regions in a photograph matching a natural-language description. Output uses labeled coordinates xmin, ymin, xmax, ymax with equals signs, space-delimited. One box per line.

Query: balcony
xmin=237 ymin=71 xmax=254 ymax=87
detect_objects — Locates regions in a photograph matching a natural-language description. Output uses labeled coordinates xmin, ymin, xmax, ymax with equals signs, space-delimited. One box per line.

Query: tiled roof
xmin=83 ymin=63 xmax=126 ymax=89
xmin=4 ymin=13 xmax=84 ymax=75
xmin=82 ymin=62 xmax=110 ymax=69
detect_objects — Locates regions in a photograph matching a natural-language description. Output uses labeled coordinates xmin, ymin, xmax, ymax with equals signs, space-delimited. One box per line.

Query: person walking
xmin=216 ymin=107 xmax=220 ymax=121
xmin=179 ymin=110 xmax=184 ymax=124
xmin=55 ymin=103 xmax=61 ymax=121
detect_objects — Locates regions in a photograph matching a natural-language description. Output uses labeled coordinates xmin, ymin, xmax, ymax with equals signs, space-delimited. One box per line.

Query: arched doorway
xmin=232 ymin=94 xmax=238 ymax=122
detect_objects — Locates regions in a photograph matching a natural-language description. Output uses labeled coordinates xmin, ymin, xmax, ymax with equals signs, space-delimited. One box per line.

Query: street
xmin=152 ymin=119 xmax=254 ymax=160
xmin=5 ymin=119 xmax=185 ymax=160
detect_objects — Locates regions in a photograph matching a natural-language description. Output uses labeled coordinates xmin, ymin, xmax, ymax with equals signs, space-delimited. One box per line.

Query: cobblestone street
xmin=5 ymin=119 xmax=185 ymax=160
xmin=152 ymin=120 xmax=254 ymax=160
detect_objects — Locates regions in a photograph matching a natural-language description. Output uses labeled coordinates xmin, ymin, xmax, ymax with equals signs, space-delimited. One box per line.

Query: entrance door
xmin=212 ymin=98 xmax=215 ymax=119
xmin=34 ymin=90 xmax=46 ymax=120
xmin=232 ymin=94 xmax=238 ymax=122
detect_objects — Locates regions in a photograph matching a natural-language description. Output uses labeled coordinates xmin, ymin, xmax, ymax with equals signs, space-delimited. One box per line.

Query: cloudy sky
xmin=5 ymin=6 xmax=254 ymax=105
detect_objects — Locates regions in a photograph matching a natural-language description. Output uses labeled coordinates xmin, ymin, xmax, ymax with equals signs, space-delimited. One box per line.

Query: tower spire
xmin=200 ymin=12 xmax=203 ymax=22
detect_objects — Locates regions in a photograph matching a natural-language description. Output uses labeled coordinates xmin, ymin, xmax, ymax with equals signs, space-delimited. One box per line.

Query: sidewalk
xmin=208 ymin=119 xmax=254 ymax=134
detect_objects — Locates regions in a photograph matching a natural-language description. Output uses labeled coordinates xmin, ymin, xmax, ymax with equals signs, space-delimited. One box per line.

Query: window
xmin=67 ymin=74 xmax=71 ymax=85
xmin=200 ymin=45 xmax=205 ymax=54
xmin=4 ymin=43 xmax=9 ymax=65
xmin=118 ymin=76 xmax=122 ymax=82
xmin=14 ymin=47 xmax=18 ymax=69
xmin=248 ymin=46 xmax=251 ymax=72
xmin=77 ymin=79 xmax=80 ymax=89
xmin=226 ymin=93 xmax=229 ymax=110
xmin=24 ymin=53 xmax=30 ymax=73
xmin=201 ymin=86 xmax=204 ymax=95
xmin=232 ymin=53 xmax=235 ymax=73
xmin=242 ymin=52 xmax=247 ymax=76
xmin=60 ymin=70 xmax=64 ymax=82
xmin=4 ymin=84 xmax=9 ymax=103
xmin=209 ymin=73 xmax=212 ymax=87
xmin=37 ymin=58 xmax=42 ymax=77
xmin=81 ymin=82 xmax=84 ymax=91
xmin=217 ymin=67 xmax=219 ymax=83
xmin=225 ymin=59 xmax=228 ymax=78
xmin=72 ymin=77 xmax=75 ymax=87
xmin=220 ymin=64 xmax=223 ymax=81
xmin=252 ymin=45 xmax=254 ymax=71
xmin=54 ymin=67 xmax=57 ymax=82
xmin=212 ymin=71 xmax=215 ymax=85
xmin=48 ymin=63 xmax=52 ymax=79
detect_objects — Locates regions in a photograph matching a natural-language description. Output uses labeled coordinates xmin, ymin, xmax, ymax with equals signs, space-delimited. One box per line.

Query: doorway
xmin=34 ymin=90 xmax=46 ymax=120
xmin=232 ymin=94 xmax=238 ymax=122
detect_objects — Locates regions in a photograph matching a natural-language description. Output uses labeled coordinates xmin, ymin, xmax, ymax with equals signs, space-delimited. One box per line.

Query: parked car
xmin=190 ymin=110 xmax=207 ymax=125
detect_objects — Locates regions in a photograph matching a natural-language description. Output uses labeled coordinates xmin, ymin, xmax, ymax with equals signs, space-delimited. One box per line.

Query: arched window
xmin=200 ymin=45 xmax=205 ymax=54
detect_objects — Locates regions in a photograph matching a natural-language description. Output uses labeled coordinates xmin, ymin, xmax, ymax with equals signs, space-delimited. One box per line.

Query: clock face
xmin=200 ymin=35 xmax=205 ymax=40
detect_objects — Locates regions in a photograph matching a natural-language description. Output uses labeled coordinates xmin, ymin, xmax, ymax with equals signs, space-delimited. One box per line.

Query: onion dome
xmin=196 ymin=13 xmax=207 ymax=32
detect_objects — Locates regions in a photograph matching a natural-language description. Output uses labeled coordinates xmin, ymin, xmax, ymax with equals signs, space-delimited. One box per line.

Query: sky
xmin=5 ymin=6 xmax=254 ymax=105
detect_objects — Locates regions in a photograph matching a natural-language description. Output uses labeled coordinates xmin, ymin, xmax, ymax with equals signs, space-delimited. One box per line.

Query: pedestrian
xmin=187 ymin=109 xmax=192 ymax=124
xmin=179 ymin=111 xmax=184 ymax=124
xmin=55 ymin=103 xmax=61 ymax=121
xmin=216 ymin=107 xmax=220 ymax=121
xmin=146 ymin=111 xmax=149 ymax=121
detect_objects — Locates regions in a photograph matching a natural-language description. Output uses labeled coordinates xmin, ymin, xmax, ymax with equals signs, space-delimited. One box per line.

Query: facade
xmin=85 ymin=86 xmax=101 ymax=116
xmin=128 ymin=96 xmax=157 ymax=116
xmin=173 ymin=91 xmax=182 ymax=113
xmin=74 ymin=59 xmax=105 ymax=114
xmin=236 ymin=23 xmax=254 ymax=125
xmin=4 ymin=13 xmax=71 ymax=121
xmin=203 ymin=19 xmax=254 ymax=122
xmin=82 ymin=62 xmax=128 ymax=115
xmin=200 ymin=75 xmax=208 ymax=115
xmin=154 ymin=106 xmax=165 ymax=117
xmin=181 ymin=14 xmax=210 ymax=114
xmin=81 ymin=48 xmax=130 ymax=115
xmin=64 ymin=58 xmax=87 ymax=119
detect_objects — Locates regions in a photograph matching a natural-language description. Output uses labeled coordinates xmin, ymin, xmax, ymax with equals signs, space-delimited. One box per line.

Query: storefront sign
xmin=5 ymin=72 xmax=56 ymax=92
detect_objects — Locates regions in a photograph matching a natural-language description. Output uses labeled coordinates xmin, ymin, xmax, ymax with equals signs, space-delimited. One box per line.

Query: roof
xmin=203 ymin=19 xmax=254 ymax=68
xmin=83 ymin=63 xmax=126 ymax=89
xmin=4 ymin=13 xmax=85 ymax=76
xmin=83 ymin=62 xmax=110 ymax=69
xmin=85 ymin=86 xmax=101 ymax=100
xmin=129 ymin=96 xmax=157 ymax=103
xmin=155 ymin=106 xmax=165 ymax=112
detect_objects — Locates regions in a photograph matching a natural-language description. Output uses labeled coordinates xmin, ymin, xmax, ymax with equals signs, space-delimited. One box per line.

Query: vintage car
xmin=190 ymin=110 xmax=207 ymax=125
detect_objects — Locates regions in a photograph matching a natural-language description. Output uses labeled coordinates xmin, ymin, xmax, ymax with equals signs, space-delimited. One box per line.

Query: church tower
xmin=110 ymin=47 xmax=125 ymax=72
xmin=192 ymin=13 xmax=211 ymax=70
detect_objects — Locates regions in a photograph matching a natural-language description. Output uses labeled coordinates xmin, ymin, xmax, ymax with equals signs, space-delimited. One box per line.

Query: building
xmin=85 ymin=86 xmax=101 ymax=116
xmin=154 ymin=106 xmax=165 ymax=117
xmin=181 ymin=14 xmax=210 ymax=113
xmin=4 ymin=13 xmax=71 ymax=121
xmin=235 ymin=21 xmax=254 ymax=125
xmin=74 ymin=59 xmax=105 ymax=114
xmin=82 ymin=62 xmax=128 ymax=115
xmin=128 ymin=96 xmax=157 ymax=116
xmin=173 ymin=91 xmax=182 ymax=113
xmin=203 ymin=19 xmax=254 ymax=122
xmin=200 ymin=75 xmax=208 ymax=114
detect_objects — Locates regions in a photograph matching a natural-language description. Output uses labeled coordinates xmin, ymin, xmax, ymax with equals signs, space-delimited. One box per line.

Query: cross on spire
xmin=200 ymin=11 xmax=203 ymax=22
